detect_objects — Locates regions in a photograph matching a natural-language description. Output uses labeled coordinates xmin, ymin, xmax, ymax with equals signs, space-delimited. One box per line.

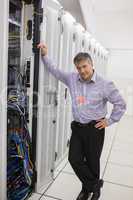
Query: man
xmin=37 ymin=43 xmax=126 ymax=200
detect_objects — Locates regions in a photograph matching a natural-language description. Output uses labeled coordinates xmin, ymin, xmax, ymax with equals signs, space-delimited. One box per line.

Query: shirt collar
xmin=78 ymin=69 xmax=96 ymax=83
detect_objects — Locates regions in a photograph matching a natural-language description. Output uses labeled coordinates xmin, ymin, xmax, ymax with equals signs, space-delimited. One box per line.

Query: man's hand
xmin=37 ymin=43 xmax=48 ymax=56
xmin=95 ymin=118 xmax=108 ymax=130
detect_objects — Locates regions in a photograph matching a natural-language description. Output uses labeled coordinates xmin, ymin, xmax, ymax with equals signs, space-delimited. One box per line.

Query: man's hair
xmin=73 ymin=52 xmax=93 ymax=66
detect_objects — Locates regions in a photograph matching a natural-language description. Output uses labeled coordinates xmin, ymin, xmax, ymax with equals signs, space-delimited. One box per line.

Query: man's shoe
xmin=91 ymin=179 xmax=104 ymax=200
xmin=76 ymin=190 xmax=91 ymax=200
xmin=91 ymin=191 xmax=100 ymax=200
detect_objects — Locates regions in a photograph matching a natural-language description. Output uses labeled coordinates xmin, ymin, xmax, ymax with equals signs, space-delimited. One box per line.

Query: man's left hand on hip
xmin=95 ymin=118 xmax=108 ymax=129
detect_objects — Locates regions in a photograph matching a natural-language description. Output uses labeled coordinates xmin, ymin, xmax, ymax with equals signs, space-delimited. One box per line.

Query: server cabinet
xmin=94 ymin=42 xmax=101 ymax=73
xmin=36 ymin=0 xmax=62 ymax=193
xmin=74 ymin=24 xmax=85 ymax=55
xmin=63 ymin=17 xmax=77 ymax=148
xmin=0 ymin=0 xmax=9 ymax=199
xmin=83 ymin=32 xmax=91 ymax=53
xmin=54 ymin=12 xmax=76 ymax=169
xmin=21 ymin=3 xmax=34 ymax=136
xmin=70 ymin=31 xmax=77 ymax=71
xmin=89 ymin=38 xmax=97 ymax=65
xmin=99 ymin=47 xmax=107 ymax=76
xmin=7 ymin=1 xmax=35 ymax=199
xmin=87 ymin=39 xmax=93 ymax=58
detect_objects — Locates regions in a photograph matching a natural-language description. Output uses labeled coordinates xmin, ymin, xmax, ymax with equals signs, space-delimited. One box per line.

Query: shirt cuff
xmin=106 ymin=118 xmax=115 ymax=126
xmin=42 ymin=55 xmax=48 ymax=60
xmin=41 ymin=55 xmax=50 ymax=65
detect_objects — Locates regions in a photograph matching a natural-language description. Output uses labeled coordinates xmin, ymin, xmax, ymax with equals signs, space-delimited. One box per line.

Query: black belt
xmin=72 ymin=118 xmax=105 ymax=128
xmin=72 ymin=120 xmax=97 ymax=127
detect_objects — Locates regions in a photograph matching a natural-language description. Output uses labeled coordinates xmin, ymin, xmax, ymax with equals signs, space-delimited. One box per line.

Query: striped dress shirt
xmin=42 ymin=55 xmax=126 ymax=126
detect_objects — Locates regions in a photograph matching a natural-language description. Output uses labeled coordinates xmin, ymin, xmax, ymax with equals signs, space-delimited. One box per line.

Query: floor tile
xmin=104 ymin=163 xmax=133 ymax=187
xmin=44 ymin=172 xmax=81 ymax=200
xmin=99 ymin=182 xmax=133 ymax=200
xmin=109 ymin=149 xmax=133 ymax=167
xmin=113 ymin=142 xmax=133 ymax=154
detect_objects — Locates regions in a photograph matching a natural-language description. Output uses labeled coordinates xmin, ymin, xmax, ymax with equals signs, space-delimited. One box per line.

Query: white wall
xmin=82 ymin=12 xmax=133 ymax=49
xmin=107 ymin=49 xmax=133 ymax=116
xmin=107 ymin=49 xmax=133 ymax=79
xmin=78 ymin=0 xmax=133 ymax=48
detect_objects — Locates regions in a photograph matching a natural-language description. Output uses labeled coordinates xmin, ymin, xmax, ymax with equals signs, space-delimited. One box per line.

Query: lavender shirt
xmin=42 ymin=56 xmax=126 ymax=126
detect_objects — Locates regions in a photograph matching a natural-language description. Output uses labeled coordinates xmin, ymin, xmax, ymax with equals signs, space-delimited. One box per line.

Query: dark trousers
xmin=68 ymin=120 xmax=105 ymax=192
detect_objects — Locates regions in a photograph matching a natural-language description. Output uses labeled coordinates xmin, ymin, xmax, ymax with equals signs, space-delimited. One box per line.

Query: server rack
xmin=7 ymin=0 xmax=42 ymax=198
xmin=0 ymin=0 xmax=9 ymax=199
xmin=36 ymin=0 xmax=62 ymax=192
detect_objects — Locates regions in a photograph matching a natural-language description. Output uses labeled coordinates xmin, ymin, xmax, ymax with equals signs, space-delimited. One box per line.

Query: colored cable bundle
xmin=7 ymin=104 xmax=33 ymax=200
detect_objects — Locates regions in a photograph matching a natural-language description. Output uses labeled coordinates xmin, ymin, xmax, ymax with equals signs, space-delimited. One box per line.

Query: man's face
xmin=75 ymin=59 xmax=93 ymax=81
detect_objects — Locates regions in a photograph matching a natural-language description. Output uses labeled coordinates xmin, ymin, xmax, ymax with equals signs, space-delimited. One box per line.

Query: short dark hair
xmin=73 ymin=52 xmax=93 ymax=66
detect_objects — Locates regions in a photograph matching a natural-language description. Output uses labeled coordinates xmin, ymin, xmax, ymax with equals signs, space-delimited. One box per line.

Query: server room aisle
xmin=29 ymin=115 xmax=133 ymax=200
